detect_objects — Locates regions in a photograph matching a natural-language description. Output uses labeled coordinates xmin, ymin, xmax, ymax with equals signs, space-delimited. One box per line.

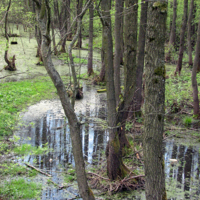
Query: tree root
xmin=88 ymin=171 xmax=144 ymax=194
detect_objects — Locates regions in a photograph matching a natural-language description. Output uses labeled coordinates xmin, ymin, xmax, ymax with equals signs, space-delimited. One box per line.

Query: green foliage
xmin=13 ymin=142 xmax=50 ymax=156
xmin=125 ymin=121 xmax=133 ymax=132
xmin=64 ymin=168 xmax=76 ymax=183
xmin=0 ymin=162 xmax=37 ymax=177
xmin=0 ymin=178 xmax=41 ymax=200
xmin=183 ymin=116 xmax=192 ymax=127
xmin=0 ymin=77 xmax=57 ymax=136
xmin=165 ymin=65 xmax=200 ymax=109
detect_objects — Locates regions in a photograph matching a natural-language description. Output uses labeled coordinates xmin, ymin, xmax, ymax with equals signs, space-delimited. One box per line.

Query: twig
xmin=25 ymin=163 xmax=52 ymax=177
xmin=0 ymin=72 xmax=27 ymax=79
xmin=88 ymin=172 xmax=109 ymax=180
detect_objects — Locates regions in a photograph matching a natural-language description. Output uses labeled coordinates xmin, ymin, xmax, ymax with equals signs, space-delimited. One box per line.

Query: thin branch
xmin=88 ymin=172 xmax=110 ymax=180
xmin=25 ymin=163 xmax=52 ymax=177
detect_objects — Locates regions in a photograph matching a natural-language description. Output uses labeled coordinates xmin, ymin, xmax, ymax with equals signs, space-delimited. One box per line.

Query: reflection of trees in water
xmin=164 ymin=141 xmax=200 ymax=198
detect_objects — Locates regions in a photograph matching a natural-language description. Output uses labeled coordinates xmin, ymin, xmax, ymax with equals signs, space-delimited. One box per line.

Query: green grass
xmin=165 ymin=64 xmax=200 ymax=110
xmin=0 ymin=76 xmax=58 ymax=136
xmin=0 ymin=178 xmax=42 ymax=199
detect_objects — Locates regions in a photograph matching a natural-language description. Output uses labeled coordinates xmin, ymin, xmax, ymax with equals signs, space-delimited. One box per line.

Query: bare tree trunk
xmin=76 ymin=0 xmax=83 ymax=48
xmin=32 ymin=1 xmax=95 ymax=199
xmin=174 ymin=0 xmax=188 ymax=76
xmin=4 ymin=0 xmax=16 ymax=71
xmin=192 ymin=16 xmax=200 ymax=116
xmin=134 ymin=0 xmax=148 ymax=115
xmin=165 ymin=0 xmax=177 ymax=62
xmin=116 ymin=0 xmax=138 ymax=150
xmin=100 ymin=0 xmax=129 ymax=180
xmin=51 ymin=20 xmax=58 ymax=55
xmin=114 ymin=0 xmax=123 ymax=105
xmin=87 ymin=3 xmax=94 ymax=76
xmin=187 ymin=0 xmax=194 ymax=67
xmin=143 ymin=1 xmax=167 ymax=200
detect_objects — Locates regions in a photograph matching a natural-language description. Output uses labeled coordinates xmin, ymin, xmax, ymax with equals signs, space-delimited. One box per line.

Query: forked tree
xmin=143 ymin=1 xmax=167 ymax=199
xmin=32 ymin=0 xmax=95 ymax=199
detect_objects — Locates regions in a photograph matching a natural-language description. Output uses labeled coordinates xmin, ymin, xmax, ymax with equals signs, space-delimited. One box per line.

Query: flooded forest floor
xmin=1 ymin=25 xmax=200 ymax=200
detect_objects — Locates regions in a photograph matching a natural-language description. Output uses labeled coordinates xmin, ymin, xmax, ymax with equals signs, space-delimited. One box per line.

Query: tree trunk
xmin=87 ymin=3 xmax=94 ymax=76
xmin=174 ymin=0 xmax=188 ymax=76
xmin=143 ymin=1 xmax=167 ymax=200
xmin=114 ymin=0 xmax=123 ymax=105
xmin=134 ymin=0 xmax=148 ymax=115
xmin=116 ymin=0 xmax=138 ymax=150
xmin=51 ymin=20 xmax=58 ymax=55
xmin=165 ymin=0 xmax=177 ymax=62
xmin=76 ymin=0 xmax=83 ymax=48
xmin=32 ymin=1 xmax=95 ymax=199
xmin=4 ymin=0 xmax=16 ymax=71
xmin=101 ymin=0 xmax=128 ymax=180
xmin=192 ymin=16 xmax=200 ymax=116
xmin=187 ymin=0 xmax=194 ymax=67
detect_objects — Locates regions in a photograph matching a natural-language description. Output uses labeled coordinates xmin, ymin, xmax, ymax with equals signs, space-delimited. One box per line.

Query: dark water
xmin=16 ymin=83 xmax=200 ymax=200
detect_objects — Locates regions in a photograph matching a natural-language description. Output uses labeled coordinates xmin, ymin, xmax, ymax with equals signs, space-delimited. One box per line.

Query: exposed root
xmin=88 ymin=170 xmax=144 ymax=194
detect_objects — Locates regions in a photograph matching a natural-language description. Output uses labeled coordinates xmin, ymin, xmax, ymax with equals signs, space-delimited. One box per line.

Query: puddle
xmin=16 ymin=82 xmax=108 ymax=199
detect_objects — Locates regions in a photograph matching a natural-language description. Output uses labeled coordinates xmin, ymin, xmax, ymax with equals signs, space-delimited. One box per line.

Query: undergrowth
xmin=0 ymin=76 xmax=58 ymax=137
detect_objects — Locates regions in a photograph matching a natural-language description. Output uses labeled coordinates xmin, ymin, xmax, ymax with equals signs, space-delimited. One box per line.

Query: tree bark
xmin=174 ymin=0 xmax=188 ymax=76
xmin=187 ymin=0 xmax=194 ymax=67
xmin=165 ymin=0 xmax=177 ymax=62
xmin=51 ymin=20 xmax=58 ymax=55
xmin=116 ymin=0 xmax=138 ymax=150
xmin=32 ymin=1 xmax=95 ymax=199
xmin=134 ymin=0 xmax=148 ymax=115
xmin=192 ymin=16 xmax=200 ymax=116
xmin=114 ymin=0 xmax=123 ymax=105
xmin=87 ymin=3 xmax=94 ymax=76
xmin=4 ymin=0 xmax=17 ymax=71
xmin=143 ymin=1 xmax=167 ymax=200
xmin=100 ymin=0 xmax=128 ymax=180
xmin=75 ymin=0 xmax=83 ymax=48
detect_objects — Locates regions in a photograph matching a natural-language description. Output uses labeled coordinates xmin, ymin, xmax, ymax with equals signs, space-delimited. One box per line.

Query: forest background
xmin=1 ymin=0 xmax=200 ymax=199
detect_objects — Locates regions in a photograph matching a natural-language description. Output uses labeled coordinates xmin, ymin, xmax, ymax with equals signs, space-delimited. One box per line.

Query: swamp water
xmin=15 ymin=82 xmax=200 ymax=200
xmin=1 ymin=24 xmax=199 ymax=199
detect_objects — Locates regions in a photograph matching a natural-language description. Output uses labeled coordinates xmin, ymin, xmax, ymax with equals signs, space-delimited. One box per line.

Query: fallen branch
xmin=25 ymin=163 xmax=52 ymax=177
xmin=88 ymin=172 xmax=109 ymax=181
xmin=47 ymin=178 xmax=72 ymax=190
xmin=124 ymin=175 xmax=145 ymax=182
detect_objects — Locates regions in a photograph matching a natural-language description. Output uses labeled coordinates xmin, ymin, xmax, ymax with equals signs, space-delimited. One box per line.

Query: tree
xmin=116 ymin=0 xmax=138 ymax=149
xmin=143 ymin=1 xmax=167 ymax=199
xmin=165 ymin=0 xmax=177 ymax=62
xmin=174 ymin=0 xmax=188 ymax=75
xmin=134 ymin=0 xmax=148 ymax=114
xmin=4 ymin=0 xmax=17 ymax=71
xmin=87 ymin=2 xmax=94 ymax=76
xmin=32 ymin=0 xmax=95 ymax=199
xmin=192 ymin=16 xmax=200 ymax=116
xmin=100 ymin=0 xmax=129 ymax=180
xmin=114 ymin=0 xmax=123 ymax=105
xmin=187 ymin=0 xmax=194 ymax=67
xmin=75 ymin=0 xmax=83 ymax=48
